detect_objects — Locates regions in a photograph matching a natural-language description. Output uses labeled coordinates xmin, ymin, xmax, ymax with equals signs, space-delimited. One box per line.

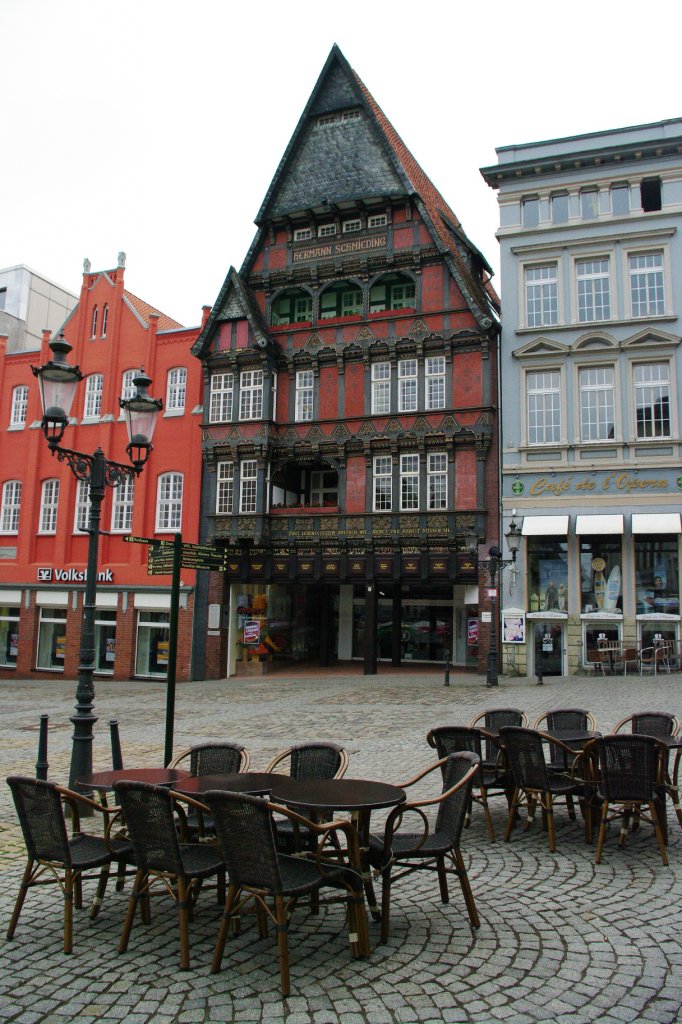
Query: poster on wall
xmin=157 ymin=639 xmax=169 ymax=666
xmin=243 ymin=620 xmax=261 ymax=645
xmin=467 ymin=618 xmax=479 ymax=646
xmin=105 ymin=638 xmax=116 ymax=662
xmin=55 ymin=636 xmax=66 ymax=660
xmin=502 ymin=612 xmax=526 ymax=644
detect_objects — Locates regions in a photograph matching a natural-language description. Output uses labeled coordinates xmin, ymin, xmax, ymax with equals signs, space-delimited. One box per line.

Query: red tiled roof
xmin=124 ymin=290 xmax=183 ymax=331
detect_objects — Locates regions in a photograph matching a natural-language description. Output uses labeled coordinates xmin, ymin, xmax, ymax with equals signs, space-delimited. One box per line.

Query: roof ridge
xmin=123 ymin=289 xmax=184 ymax=330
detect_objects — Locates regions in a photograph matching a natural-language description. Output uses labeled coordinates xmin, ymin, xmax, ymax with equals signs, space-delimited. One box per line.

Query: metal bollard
xmin=110 ymin=719 xmax=123 ymax=771
xmin=444 ymin=648 xmax=450 ymax=687
xmin=36 ymin=715 xmax=49 ymax=780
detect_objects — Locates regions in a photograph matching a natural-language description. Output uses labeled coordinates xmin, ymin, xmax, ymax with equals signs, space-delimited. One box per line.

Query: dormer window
xmin=368 ymin=213 xmax=387 ymax=229
xmin=293 ymin=227 xmax=313 ymax=241
xmin=318 ymin=223 xmax=337 ymax=238
xmin=343 ymin=218 xmax=361 ymax=233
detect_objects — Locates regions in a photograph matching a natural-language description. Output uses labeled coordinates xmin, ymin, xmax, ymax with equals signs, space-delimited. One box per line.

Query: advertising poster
xmin=157 ymin=639 xmax=169 ymax=665
xmin=243 ymin=620 xmax=261 ymax=645
xmin=467 ymin=618 xmax=479 ymax=646
xmin=502 ymin=613 xmax=526 ymax=644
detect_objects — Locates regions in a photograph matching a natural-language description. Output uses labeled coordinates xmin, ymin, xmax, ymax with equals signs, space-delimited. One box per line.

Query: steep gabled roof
xmin=123 ymin=290 xmax=183 ymax=331
xmin=243 ymin=44 xmax=497 ymax=322
xmin=192 ymin=267 xmax=269 ymax=358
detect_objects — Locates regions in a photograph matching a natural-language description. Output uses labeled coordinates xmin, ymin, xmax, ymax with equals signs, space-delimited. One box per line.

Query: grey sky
xmin=3 ymin=0 xmax=681 ymax=327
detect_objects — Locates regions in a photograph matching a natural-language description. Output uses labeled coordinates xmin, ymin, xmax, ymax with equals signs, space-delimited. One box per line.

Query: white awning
xmin=631 ymin=513 xmax=681 ymax=534
xmin=575 ymin=514 xmax=624 ymax=535
xmin=521 ymin=515 xmax=569 ymax=536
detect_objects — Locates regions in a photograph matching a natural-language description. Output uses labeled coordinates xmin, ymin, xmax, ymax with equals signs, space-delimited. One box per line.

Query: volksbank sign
xmin=37 ymin=568 xmax=115 ymax=583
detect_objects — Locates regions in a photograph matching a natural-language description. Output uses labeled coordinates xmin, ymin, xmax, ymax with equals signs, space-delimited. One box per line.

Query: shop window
xmin=635 ymin=536 xmax=679 ymax=615
xmin=527 ymin=537 xmax=568 ymax=613
xmin=369 ymin=273 xmax=415 ymax=313
xmin=0 ymin=605 xmax=19 ymax=666
xmin=84 ymin=373 xmax=103 ymax=419
xmin=583 ymin=624 xmax=620 ymax=667
xmin=166 ymin=367 xmax=187 ymax=414
xmin=271 ymin=288 xmax=313 ymax=325
xmin=10 ymin=385 xmax=29 ymax=427
xmin=579 ymin=536 xmax=622 ymax=614
xmin=135 ymin=610 xmax=170 ymax=677
xmin=95 ymin=610 xmax=117 ymax=673
xmin=37 ymin=607 xmax=67 ymax=671
xmin=209 ymin=372 xmax=234 ymax=423
xmin=639 ymin=624 xmax=677 ymax=651
xmin=319 ymin=281 xmax=362 ymax=319
xmin=0 ymin=480 xmax=22 ymax=533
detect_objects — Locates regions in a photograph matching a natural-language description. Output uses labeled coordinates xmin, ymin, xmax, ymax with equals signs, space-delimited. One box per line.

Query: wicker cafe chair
xmin=468 ymin=708 xmax=528 ymax=767
xmin=265 ymin=741 xmax=349 ymax=853
xmin=6 ymin=776 xmax=133 ymax=953
xmin=368 ymin=752 xmax=480 ymax=944
xmin=499 ymin=727 xmax=591 ymax=852
xmin=426 ymin=726 xmax=509 ymax=842
xmin=113 ymin=781 xmax=226 ymax=970
xmin=203 ymin=789 xmax=369 ymax=997
xmin=613 ymin=711 xmax=682 ymax=832
xmin=586 ymin=735 xmax=669 ymax=865
xmin=167 ymin=742 xmax=250 ymax=839
xmin=532 ymin=708 xmax=598 ymax=773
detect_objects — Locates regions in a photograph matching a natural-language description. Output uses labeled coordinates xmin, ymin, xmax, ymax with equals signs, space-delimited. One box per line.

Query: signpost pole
xmin=163 ymin=533 xmax=182 ymax=767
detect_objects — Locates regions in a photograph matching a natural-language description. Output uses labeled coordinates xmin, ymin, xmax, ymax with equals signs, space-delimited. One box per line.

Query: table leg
xmin=352 ymin=810 xmax=381 ymax=922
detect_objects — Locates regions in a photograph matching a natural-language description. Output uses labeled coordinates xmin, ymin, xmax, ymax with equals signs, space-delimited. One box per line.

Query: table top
xmin=173 ymin=772 xmax=280 ymax=797
xmin=542 ymin=729 xmax=601 ymax=747
xmin=270 ymin=777 xmax=406 ymax=813
xmin=76 ymin=767 xmax=191 ymax=792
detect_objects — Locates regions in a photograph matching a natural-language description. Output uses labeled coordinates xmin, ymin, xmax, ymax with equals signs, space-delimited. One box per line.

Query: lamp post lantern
xmin=467 ymin=520 xmax=522 ymax=688
xmin=32 ymin=334 xmax=162 ymax=791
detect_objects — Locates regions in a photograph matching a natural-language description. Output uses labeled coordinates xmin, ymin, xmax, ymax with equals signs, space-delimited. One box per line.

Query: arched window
xmin=39 ymin=479 xmax=60 ymax=533
xmin=369 ymin=272 xmax=416 ymax=313
xmin=156 ymin=472 xmax=183 ymax=531
xmin=271 ymin=288 xmax=312 ymax=326
xmin=121 ymin=369 xmax=139 ymax=402
xmin=101 ymin=304 xmax=109 ymax=337
xmin=10 ymin=385 xmax=29 ymax=427
xmin=73 ymin=479 xmax=91 ymax=533
xmin=166 ymin=367 xmax=187 ymax=413
xmin=91 ymin=306 xmax=98 ymax=338
xmin=319 ymin=280 xmax=362 ymax=320
xmin=0 ymin=480 xmax=22 ymax=533
xmin=84 ymin=373 xmax=103 ymax=418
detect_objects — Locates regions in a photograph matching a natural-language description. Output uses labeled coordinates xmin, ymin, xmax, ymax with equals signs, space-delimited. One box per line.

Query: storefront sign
xmin=292 ymin=234 xmax=387 ymax=263
xmin=37 ymin=568 xmax=114 ymax=583
xmin=525 ymin=471 xmax=670 ymax=498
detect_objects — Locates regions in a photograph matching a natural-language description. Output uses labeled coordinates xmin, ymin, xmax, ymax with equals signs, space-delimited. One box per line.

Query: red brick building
xmin=192 ymin=47 xmax=500 ymax=677
xmin=0 ymin=255 xmax=204 ymax=681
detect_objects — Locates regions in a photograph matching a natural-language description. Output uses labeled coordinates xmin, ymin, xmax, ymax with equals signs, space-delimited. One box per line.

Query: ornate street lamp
xmin=32 ymin=334 xmax=162 ymax=791
xmin=467 ymin=519 xmax=522 ymax=688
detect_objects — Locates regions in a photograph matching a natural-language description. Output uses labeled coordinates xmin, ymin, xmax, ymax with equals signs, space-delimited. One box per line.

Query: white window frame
xmin=398 ymin=359 xmax=418 ymax=413
xmin=632 ymin=361 xmax=672 ymax=439
xmin=576 ymin=257 xmax=611 ymax=323
xmin=342 ymin=218 xmax=361 ymax=233
xmin=526 ymin=369 xmax=562 ymax=446
xmin=91 ymin=306 xmax=98 ymax=339
xmin=121 ymin=369 xmax=138 ymax=403
xmin=10 ymin=385 xmax=29 ymax=428
xmin=373 ymin=455 xmax=392 ymax=511
xmin=0 ymin=480 xmax=22 ymax=533
xmin=84 ymin=374 xmax=103 ymax=419
xmin=239 ymin=369 xmax=264 ymax=421
xmin=318 ymin=223 xmax=337 ymax=237
xmin=293 ymin=227 xmax=312 ymax=241
xmin=371 ymin=362 xmax=391 ymax=415
xmin=39 ymin=479 xmax=60 ymax=534
xmin=111 ymin=476 xmax=134 ymax=532
xmin=427 ymin=453 xmax=448 ymax=510
xmin=101 ymin=304 xmax=109 ymax=337
xmin=295 ymin=369 xmax=314 ymax=422
xmin=368 ymin=214 xmax=387 ymax=228
xmin=524 ymin=263 xmax=559 ymax=328
xmin=73 ymin=478 xmax=91 ymax=534
xmin=239 ymin=460 xmax=257 ymax=514
xmin=628 ymin=249 xmax=667 ymax=318
xmin=209 ymin=372 xmax=234 ymax=423
xmin=578 ymin=365 xmax=616 ymax=442
xmin=155 ymin=472 xmax=183 ymax=532
xmin=425 ymin=356 xmax=446 ymax=410
xmin=166 ymin=367 xmax=187 ymax=414
xmin=399 ymin=453 xmax=419 ymax=511
xmin=216 ymin=462 xmax=234 ymax=514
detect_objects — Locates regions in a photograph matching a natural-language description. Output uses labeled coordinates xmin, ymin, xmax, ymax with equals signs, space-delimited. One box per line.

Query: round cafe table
xmin=172 ymin=772 xmax=281 ymax=799
xmin=76 ymin=767 xmax=191 ymax=794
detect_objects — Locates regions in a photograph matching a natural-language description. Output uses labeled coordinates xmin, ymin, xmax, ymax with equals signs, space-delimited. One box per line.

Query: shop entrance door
xmin=533 ymin=622 xmax=563 ymax=676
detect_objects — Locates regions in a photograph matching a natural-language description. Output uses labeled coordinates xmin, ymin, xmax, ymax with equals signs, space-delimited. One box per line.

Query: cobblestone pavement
xmin=1 ymin=668 xmax=681 ymax=1023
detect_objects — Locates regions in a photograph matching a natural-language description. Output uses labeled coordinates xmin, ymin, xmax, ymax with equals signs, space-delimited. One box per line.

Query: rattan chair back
xmin=266 ymin=741 xmax=348 ymax=780
xmin=7 ymin=776 xmax=71 ymax=864
xmin=613 ymin=712 xmax=678 ymax=737
xmin=596 ymin=735 xmax=663 ymax=803
xmin=114 ymin=781 xmax=185 ymax=875
xmin=435 ymin=752 xmax=479 ymax=843
xmin=204 ymin=790 xmax=282 ymax=892
xmin=535 ymin=708 xmax=595 ymax=731
xmin=168 ymin=741 xmax=249 ymax=775
xmin=427 ymin=726 xmax=484 ymax=761
xmin=500 ymin=727 xmax=551 ymax=791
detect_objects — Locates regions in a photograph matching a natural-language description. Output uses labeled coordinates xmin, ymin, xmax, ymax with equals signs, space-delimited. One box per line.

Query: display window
xmin=635 ymin=537 xmax=679 ymax=615
xmin=36 ymin=608 xmax=67 ymax=671
xmin=527 ymin=538 xmax=568 ymax=613
xmin=583 ymin=624 xmax=620 ymax=666
xmin=0 ymin=606 xmax=19 ymax=666
xmin=580 ymin=536 xmax=622 ymax=614
xmin=135 ymin=611 xmax=170 ymax=677
xmin=95 ymin=610 xmax=117 ymax=674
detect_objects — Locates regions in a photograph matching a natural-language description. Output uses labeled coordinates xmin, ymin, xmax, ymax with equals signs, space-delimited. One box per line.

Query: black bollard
xmin=444 ymin=648 xmax=450 ymax=687
xmin=110 ymin=719 xmax=123 ymax=771
xmin=36 ymin=715 xmax=49 ymax=780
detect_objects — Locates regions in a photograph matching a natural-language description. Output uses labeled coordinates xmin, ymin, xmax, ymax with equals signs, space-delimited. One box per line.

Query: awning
xmin=631 ymin=513 xmax=681 ymax=534
xmin=521 ymin=515 xmax=569 ymax=536
xmin=575 ymin=514 xmax=624 ymax=535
